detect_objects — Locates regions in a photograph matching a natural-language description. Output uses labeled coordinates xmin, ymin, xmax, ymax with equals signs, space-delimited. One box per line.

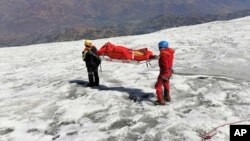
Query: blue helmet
xmin=158 ymin=41 xmax=168 ymax=49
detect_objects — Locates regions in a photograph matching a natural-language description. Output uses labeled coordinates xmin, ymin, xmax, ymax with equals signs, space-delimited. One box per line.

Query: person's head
xmin=158 ymin=41 xmax=169 ymax=50
xmin=84 ymin=40 xmax=93 ymax=48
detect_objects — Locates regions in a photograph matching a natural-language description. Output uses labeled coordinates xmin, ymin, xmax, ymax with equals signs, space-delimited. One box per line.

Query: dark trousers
xmin=87 ymin=67 xmax=99 ymax=85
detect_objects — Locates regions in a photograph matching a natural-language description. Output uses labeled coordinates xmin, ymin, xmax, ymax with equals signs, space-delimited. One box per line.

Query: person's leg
xmin=155 ymin=78 xmax=166 ymax=105
xmin=87 ymin=67 xmax=94 ymax=86
xmin=163 ymin=81 xmax=171 ymax=102
xmin=93 ymin=68 xmax=99 ymax=86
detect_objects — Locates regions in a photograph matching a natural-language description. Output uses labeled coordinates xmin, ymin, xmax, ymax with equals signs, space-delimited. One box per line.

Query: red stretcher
xmin=97 ymin=42 xmax=157 ymax=64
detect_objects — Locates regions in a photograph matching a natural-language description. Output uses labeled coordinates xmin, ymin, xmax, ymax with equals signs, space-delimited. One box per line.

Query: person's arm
xmin=82 ymin=50 xmax=88 ymax=61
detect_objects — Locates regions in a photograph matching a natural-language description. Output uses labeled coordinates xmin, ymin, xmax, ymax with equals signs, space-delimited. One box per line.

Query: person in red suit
xmin=154 ymin=41 xmax=175 ymax=105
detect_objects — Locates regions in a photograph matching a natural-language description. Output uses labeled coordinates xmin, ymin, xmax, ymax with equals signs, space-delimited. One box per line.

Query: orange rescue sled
xmin=97 ymin=42 xmax=156 ymax=62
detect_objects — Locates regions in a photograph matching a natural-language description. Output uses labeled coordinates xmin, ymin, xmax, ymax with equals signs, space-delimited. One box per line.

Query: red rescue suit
xmin=155 ymin=48 xmax=175 ymax=104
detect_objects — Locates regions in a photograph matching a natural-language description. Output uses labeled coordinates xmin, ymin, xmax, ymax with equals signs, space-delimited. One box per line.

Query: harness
xmin=160 ymin=68 xmax=173 ymax=81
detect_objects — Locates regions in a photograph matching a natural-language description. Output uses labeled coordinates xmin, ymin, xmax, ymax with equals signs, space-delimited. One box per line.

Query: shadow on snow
xmin=69 ymin=80 xmax=155 ymax=103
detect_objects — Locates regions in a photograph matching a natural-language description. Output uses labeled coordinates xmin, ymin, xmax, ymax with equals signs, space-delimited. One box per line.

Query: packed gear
xmin=155 ymin=41 xmax=174 ymax=105
xmin=82 ymin=40 xmax=101 ymax=87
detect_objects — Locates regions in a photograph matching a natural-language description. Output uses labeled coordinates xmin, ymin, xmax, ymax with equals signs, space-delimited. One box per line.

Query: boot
xmin=164 ymin=96 xmax=171 ymax=102
xmin=164 ymin=89 xmax=171 ymax=102
xmin=154 ymin=100 xmax=166 ymax=105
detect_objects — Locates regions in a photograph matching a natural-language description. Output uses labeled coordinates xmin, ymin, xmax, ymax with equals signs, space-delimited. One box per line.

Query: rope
xmin=200 ymin=118 xmax=250 ymax=140
xmin=88 ymin=50 xmax=101 ymax=61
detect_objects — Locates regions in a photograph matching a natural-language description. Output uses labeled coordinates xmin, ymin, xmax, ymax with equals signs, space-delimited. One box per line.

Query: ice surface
xmin=0 ymin=17 xmax=250 ymax=141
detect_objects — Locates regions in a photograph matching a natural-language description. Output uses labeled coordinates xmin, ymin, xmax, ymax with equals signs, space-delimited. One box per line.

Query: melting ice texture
xmin=0 ymin=17 xmax=250 ymax=141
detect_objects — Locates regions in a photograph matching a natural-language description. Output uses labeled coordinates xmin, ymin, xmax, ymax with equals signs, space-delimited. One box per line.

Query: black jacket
xmin=82 ymin=47 xmax=101 ymax=68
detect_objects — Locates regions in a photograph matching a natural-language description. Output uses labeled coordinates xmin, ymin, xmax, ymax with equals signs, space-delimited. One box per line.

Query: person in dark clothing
xmin=82 ymin=40 xmax=101 ymax=87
